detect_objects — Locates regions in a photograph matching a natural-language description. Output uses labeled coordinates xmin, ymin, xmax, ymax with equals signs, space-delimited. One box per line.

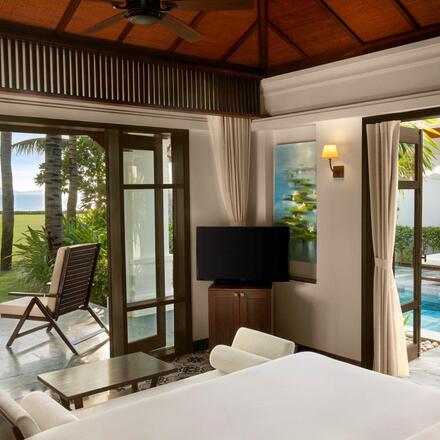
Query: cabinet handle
xmin=234 ymin=292 xmax=239 ymax=297
xmin=240 ymin=292 xmax=246 ymax=298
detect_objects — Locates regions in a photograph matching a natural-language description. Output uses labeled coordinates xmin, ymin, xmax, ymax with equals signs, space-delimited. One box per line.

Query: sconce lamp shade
xmin=321 ymin=144 xmax=339 ymax=159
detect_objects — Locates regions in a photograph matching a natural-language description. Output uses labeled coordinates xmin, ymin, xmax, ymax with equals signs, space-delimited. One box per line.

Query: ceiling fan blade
xmin=167 ymin=0 xmax=254 ymax=11
xmin=83 ymin=11 xmax=126 ymax=34
xmin=160 ymin=14 xmax=202 ymax=43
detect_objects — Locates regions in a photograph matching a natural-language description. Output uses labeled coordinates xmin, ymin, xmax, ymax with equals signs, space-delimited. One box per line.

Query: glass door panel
xmin=164 ymin=188 xmax=174 ymax=297
xmin=123 ymin=149 xmax=155 ymax=184
xmin=396 ymin=190 xmax=415 ymax=306
xmin=124 ymin=189 xmax=156 ymax=304
xmin=127 ymin=308 xmax=158 ymax=343
xmin=122 ymin=133 xmax=165 ymax=352
xmin=109 ymin=130 xmax=191 ymax=355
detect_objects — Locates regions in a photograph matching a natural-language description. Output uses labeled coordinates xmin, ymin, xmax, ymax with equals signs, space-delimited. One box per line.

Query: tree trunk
xmin=45 ymin=135 xmax=64 ymax=260
xmin=67 ymin=135 xmax=79 ymax=220
xmin=1 ymin=132 xmax=14 ymax=271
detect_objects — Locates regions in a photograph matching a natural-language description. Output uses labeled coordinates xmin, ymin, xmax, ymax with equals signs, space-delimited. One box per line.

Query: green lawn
xmin=0 ymin=214 xmax=44 ymax=302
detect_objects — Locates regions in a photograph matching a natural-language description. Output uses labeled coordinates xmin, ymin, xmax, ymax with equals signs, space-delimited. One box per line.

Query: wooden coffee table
xmin=37 ymin=352 xmax=177 ymax=409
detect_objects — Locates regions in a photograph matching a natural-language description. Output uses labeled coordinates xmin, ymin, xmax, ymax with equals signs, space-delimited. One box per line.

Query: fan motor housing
xmin=127 ymin=8 xmax=160 ymax=25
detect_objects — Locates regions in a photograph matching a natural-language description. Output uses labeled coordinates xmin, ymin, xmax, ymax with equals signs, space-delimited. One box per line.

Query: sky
xmin=0 ymin=133 xmax=72 ymax=211
xmin=9 ymin=133 xmax=45 ymax=192
xmin=0 ymin=133 xmax=72 ymax=192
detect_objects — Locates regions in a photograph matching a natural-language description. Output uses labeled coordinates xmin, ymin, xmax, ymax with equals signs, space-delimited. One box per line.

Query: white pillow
xmin=232 ymin=327 xmax=295 ymax=359
xmin=210 ymin=345 xmax=268 ymax=373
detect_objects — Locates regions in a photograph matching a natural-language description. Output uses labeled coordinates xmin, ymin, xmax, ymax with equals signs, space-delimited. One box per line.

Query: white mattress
xmin=31 ymin=352 xmax=440 ymax=440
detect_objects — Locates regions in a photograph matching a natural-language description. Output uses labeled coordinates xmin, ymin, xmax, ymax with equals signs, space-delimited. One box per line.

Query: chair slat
xmin=55 ymin=244 xmax=100 ymax=318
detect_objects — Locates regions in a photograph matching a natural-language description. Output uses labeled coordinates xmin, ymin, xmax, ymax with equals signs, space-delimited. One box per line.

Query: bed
xmin=30 ymin=352 xmax=440 ymax=439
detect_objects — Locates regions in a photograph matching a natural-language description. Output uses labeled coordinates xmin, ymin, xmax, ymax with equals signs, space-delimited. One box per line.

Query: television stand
xmin=208 ymin=283 xmax=273 ymax=350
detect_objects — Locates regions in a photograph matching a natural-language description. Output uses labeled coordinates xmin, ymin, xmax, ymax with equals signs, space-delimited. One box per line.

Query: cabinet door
xmin=241 ymin=290 xmax=272 ymax=334
xmin=209 ymin=290 xmax=240 ymax=348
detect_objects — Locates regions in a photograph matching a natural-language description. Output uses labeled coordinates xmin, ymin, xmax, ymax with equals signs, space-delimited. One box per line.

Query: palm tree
xmin=1 ymin=132 xmax=14 ymax=271
xmin=67 ymin=135 xmax=79 ymax=220
xmin=13 ymin=135 xmax=68 ymax=258
xmin=44 ymin=135 xmax=64 ymax=259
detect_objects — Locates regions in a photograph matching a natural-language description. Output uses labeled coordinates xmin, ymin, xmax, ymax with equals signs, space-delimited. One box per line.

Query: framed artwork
xmin=274 ymin=141 xmax=317 ymax=282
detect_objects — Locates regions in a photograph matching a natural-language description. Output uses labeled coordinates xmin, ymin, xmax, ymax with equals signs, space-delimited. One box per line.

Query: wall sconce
xmin=321 ymin=144 xmax=344 ymax=178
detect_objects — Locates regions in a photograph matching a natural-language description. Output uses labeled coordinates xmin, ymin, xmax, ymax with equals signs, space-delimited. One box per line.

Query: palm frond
xmin=12 ymin=137 xmax=69 ymax=154
xmin=12 ymin=137 xmax=46 ymax=154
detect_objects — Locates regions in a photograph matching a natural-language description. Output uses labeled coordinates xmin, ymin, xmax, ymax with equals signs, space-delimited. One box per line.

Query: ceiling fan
xmin=85 ymin=0 xmax=255 ymax=43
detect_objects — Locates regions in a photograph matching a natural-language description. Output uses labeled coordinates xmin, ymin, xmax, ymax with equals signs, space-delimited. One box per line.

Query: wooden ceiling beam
xmin=392 ymin=0 xmax=421 ymax=29
xmin=168 ymin=12 xmax=207 ymax=53
xmin=56 ymin=0 xmax=82 ymax=35
xmin=258 ymin=0 xmax=268 ymax=72
xmin=221 ymin=21 xmax=258 ymax=62
xmin=117 ymin=23 xmax=134 ymax=43
xmin=268 ymin=23 xmax=440 ymax=76
xmin=315 ymin=0 xmax=364 ymax=45
xmin=268 ymin=20 xmax=308 ymax=58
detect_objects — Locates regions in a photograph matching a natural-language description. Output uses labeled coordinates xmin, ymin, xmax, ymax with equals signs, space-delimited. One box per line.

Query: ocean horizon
xmin=0 ymin=191 xmax=68 ymax=212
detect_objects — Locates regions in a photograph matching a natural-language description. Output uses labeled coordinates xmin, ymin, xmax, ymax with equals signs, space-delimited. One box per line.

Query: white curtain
xmin=208 ymin=116 xmax=251 ymax=226
xmin=367 ymin=120 xmax=409 ymax=377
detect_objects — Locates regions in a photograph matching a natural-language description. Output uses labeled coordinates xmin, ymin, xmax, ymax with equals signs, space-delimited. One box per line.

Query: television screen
xmin=197 ymin=226 xmax=289 ymax=283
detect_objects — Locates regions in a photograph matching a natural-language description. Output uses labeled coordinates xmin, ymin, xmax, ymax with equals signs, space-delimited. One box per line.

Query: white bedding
xmin=31 ymin=352 xmax=440 ymax=440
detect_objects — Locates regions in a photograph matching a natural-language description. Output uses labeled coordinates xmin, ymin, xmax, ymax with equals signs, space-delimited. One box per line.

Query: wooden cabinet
xmin=208 ymin=284 xmax=272 ymax=349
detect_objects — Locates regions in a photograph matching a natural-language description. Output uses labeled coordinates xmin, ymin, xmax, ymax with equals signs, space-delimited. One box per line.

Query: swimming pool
xmin=396 ymin=266 xmax=440 ymax=338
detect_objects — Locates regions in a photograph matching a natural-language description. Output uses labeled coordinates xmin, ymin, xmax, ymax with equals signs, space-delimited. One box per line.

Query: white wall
xmin=250 ymin=119 xmax=362 ymax=361
xmin=250 ymin=37 xmax=440 ymax=362
xmin=261 ymin=37 xmax=440 ymax=117
xmin=189 ymin=130 xmax=227 ymax=340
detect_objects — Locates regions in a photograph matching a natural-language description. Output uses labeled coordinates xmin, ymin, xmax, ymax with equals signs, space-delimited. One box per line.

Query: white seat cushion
xmin=0 ymin=297 xmax=51 ymax=318
xmin=406 ymin=422 xmax=440 ymax=439
xmin=75 ymin=370 xmax=223 ymax=419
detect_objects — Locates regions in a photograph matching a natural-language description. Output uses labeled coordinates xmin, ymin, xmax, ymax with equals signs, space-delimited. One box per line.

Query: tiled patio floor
xmin=409 ymin=347 xmax=440 ymax=388
xmin=0 ymin=305 xmax=110 ymax=401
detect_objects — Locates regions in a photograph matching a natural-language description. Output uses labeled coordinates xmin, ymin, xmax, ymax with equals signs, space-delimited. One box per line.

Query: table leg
xmin=150 ymin=377 xmax=159 ymax=388
xmin=73 ymin=398 xmax=83 ymax=409
xmin=132 ymin=382 xmax=139 ymax=393
xmin=60 ymin=396 xmax=71 ymax=410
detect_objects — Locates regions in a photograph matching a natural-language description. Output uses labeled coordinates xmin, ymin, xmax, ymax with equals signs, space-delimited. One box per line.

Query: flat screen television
xmin=197 ymin=226 xmax=289 ymax=284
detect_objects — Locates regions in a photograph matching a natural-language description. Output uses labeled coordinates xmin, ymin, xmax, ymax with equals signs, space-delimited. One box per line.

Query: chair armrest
xmin=209 ymin=345 xmax=268 ymax=374
xmin=21 ymin=392 xmax=78 ymax=432
xmin=9 ymin=292 xmax=57 ymax=297
xmin=232 ymin=327 xmax=295 ymax=360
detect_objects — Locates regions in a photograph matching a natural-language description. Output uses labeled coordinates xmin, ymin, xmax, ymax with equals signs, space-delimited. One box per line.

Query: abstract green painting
xmin=274 ymin=141 xmax=317 ymax=281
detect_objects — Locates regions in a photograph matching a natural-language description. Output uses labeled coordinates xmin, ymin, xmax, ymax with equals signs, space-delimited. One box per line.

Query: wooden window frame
xmin=0 ymin=114 xmax=192 ymax=358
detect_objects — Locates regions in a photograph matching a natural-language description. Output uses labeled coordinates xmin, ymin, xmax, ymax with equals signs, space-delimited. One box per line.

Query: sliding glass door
xmin=395 ymin=126 xmax=423 ymax=361
xmin=108 ymin=128 xmax=191 ymax=356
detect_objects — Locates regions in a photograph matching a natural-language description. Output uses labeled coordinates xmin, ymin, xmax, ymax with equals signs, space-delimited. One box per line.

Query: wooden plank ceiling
xmin=0 ymin=0 xmax=439 ymax=77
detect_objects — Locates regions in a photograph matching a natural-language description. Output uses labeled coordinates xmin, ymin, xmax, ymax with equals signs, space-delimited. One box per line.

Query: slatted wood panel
xmin=0 ymin=35 xmax=261 ymax=115
xmin=55 ymin=244 xmax=99 ymax=317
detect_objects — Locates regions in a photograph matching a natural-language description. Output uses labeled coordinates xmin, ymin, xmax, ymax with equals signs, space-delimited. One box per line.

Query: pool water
xmin=397 ymin=266 xmax=440 ymax=337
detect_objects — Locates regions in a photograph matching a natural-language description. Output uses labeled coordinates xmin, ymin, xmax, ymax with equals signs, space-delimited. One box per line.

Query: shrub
xmin=395 ymin=225 xmax=440 ymax=264
xmin=14 ymin=209 xmax=108 ymax=306
xmin=14 ymin=227 xmax=53 ymax=291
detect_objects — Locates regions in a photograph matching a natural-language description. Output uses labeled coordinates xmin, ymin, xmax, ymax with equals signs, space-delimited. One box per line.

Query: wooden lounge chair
xmin=0 ymin=243 xmax=109 ymax=355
